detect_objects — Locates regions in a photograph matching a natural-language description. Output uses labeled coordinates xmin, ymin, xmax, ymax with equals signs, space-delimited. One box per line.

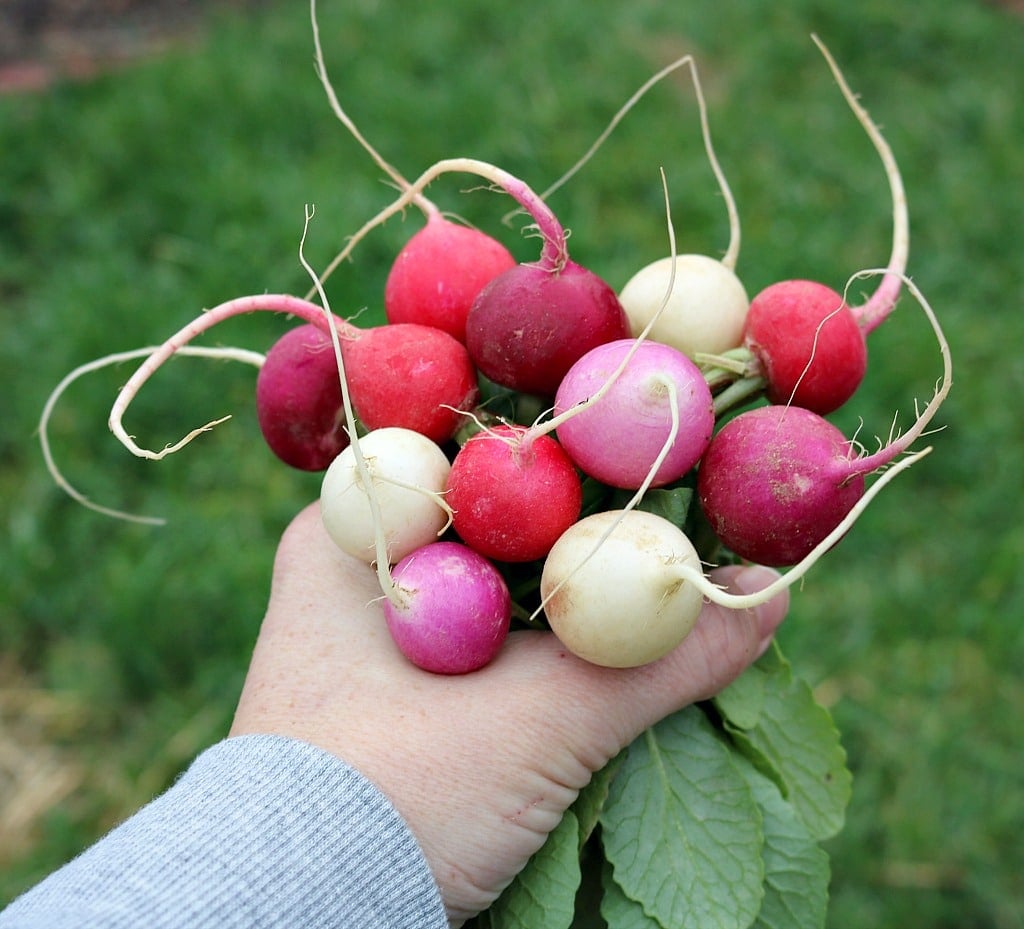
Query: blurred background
xmin=1 ymin=1 xmax=1022 ymax=926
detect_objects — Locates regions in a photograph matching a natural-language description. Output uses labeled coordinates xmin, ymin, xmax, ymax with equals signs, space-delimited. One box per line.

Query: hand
xmin=229 ymin=502 xmax=789 ymax=925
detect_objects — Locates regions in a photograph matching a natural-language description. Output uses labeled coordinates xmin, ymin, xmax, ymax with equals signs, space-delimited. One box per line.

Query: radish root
xmin=44 ymin=345 xmax=264 ymax=524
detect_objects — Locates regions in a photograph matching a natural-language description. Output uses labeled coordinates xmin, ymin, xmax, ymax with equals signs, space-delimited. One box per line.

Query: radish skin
xmin=383 ymin=541 xmax=512 ymax=674
xmin=320 ymin=427 xmax=452 ymax=565
xmin=446 ymin=424 xmax=582 ymax=563
xmin=384 ymin=212 xmax=518 ymax=343
xmin=553 ymin=338 xmax=714 ymax=489
xmin=540 ymin=509 xmax=704 ymax=668
xmin=256 ymin=323 xmax=349 ymax=471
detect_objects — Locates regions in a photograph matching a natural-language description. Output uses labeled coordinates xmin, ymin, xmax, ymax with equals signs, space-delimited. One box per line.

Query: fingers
xmin=526 ymin=563 xmax=789 ymax=757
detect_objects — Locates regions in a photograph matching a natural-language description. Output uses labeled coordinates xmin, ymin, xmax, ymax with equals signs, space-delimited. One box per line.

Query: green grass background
xmin=2 ymin=1 xmax=1022 ymax=926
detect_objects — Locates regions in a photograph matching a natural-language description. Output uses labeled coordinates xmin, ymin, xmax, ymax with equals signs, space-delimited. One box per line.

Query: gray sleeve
xmin=0 ymin=734 xmax=448 ymax=929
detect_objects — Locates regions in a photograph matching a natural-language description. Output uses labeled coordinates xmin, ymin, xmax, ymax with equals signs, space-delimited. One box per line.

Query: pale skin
xmin=230 ymin=502 xmax=790 ymax=926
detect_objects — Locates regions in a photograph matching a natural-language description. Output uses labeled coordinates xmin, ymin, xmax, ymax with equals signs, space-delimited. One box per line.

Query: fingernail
xmin=730 ymin=564 xmax=789 ymax=646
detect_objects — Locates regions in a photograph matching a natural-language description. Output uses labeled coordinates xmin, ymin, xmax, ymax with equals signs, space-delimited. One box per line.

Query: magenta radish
xmin=445 ymin=424 xmax=583 ymax=563
xmin=699 ymin=270 xmax=951 ymax=567
xmin=540 ymin=509 xmax=704 ymax=668
xmin=106 ymin=293 xmax=478 ymax=461
xmin=320 ymin=426 xmax=452 ymax=564
xmin=384 ymin=212 xmax=517 ymax=343
xmin=466 ymin=258 xmax=630 ymax=397
xmin=738 ymin=36 xmax=908 ymax=415
xmin=552 ymin=338 xmax=714 ymax=489
xmin=383 ymin=541 xmax=512 ymax=674
xmin=256 ymin=323 xmax=349 ymax=471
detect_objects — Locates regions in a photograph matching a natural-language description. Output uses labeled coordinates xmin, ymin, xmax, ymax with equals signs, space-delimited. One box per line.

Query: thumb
xmin=548 ymin=563 xmax=789 ymax=751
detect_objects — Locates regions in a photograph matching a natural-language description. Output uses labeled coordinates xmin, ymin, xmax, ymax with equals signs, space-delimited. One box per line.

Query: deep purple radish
xmin=552 ymin=338 xmax=714 ymax=490
xmin=256 ymin=323 xmax=348 ymax=470
xmin=743 ymin=279 xmax=867 ymax=415
xmin=333 ymin=156 xmax=630 ymax=399
xmin=466 ymin=261 xmax=631 ymax=396
xmin=701 ymin=270 xmax=951 ymax=567
xmin=697 ymin=405 xmax=866 ymax=566
xmin=384 ymin=212 xmax=517 ymax=343
xmin=383 ymin=541 xmax=511 ymax=674
xmin=445 ymin=424 xmax=583 ymax=563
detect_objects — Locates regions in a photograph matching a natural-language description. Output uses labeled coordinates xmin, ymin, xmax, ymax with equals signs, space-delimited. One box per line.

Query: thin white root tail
xmin=42 ymin=345 xmax=265 ymax=524
xmin=685 ymin=445 xmax=934 ymax=610
xmin=108 ymin=292 xmax=336 ymax=460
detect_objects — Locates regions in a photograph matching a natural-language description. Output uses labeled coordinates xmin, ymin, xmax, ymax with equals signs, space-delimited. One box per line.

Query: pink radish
xmin=553 ymin=338 xmax=714 ymax=490
xmin=739 ymin=36 xmax=908 ymax=415
xmin=107 ymin=292 xmax=478 ymax=461
xmin=445 ymin=424 xmax=583 ymax=563
xmin=383 ymin=541 xmax=512 ymax=674
xmin=699 ymin=270 xmax=951 ymax=567
xmin=256 ymin=323 xmax=348 ymax=471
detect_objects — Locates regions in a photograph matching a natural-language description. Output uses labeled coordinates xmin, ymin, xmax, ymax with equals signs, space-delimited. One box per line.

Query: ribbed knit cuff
xmin=0 ymin=734 xmax=448 ymax=929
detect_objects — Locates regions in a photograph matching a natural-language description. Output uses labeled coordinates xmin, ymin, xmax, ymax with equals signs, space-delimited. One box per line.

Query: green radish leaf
xmin=573 ymin=750 xmax=624 ymax=849
xmin=600 ymin=859 xmax=665 ymax=929
xmin=600 ymin=706 xmax=765 ymax=929
xmin=483 ymin=810 xmax=582 ymax=929
xmin=737 ymin=758 xmax=830 ymax=929
xmin=610 ymin=485 xmax=694 ymax=527
xmin=722 ymin=644 xmax=851 ymax=842
xmin=714 ymin=662 xmax=769 ymax=730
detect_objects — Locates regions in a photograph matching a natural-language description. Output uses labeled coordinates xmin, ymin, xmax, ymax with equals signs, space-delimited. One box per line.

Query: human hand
xmin=229 ymin=502 xmax=789 ymax=925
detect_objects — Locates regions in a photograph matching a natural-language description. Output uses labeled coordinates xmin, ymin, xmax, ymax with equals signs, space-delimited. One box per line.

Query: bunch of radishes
xmin=45 ymin=33 xmax=950 ymax=679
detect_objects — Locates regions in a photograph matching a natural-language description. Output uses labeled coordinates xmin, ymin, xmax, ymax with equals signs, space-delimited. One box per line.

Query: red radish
xmin=384 ymin=212 xmax=517 ymax=343
xmin=256 ymin=323 xmax=348 ymax=471
xmin=320 ymin=426 xmax=452 ymax=565
xmin=445 ymin=424 xmax=583 ymax=562
xmin=699 ymin=271 xmax=951 ymax=567
xmin=383 ymin=541 xmax=512 ymax=674
xmin=553 ymin=338 xmax=714 ymax=489
xmin=107 ymin=293 xmax=478 ymax=460
xmin=340 ymin=319 xmax=479 ymax=444
xmin=739 ymin=36 xmax=909 ymax=415
xmin=540 ymin=509 xmax=704 ymax=668
xmin=742 ymin=279 xmax=866 ymax=414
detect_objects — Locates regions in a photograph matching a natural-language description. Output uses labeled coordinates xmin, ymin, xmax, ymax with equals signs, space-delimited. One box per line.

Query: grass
xmin=2 ymin=1 xmax=1023 ymax=925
